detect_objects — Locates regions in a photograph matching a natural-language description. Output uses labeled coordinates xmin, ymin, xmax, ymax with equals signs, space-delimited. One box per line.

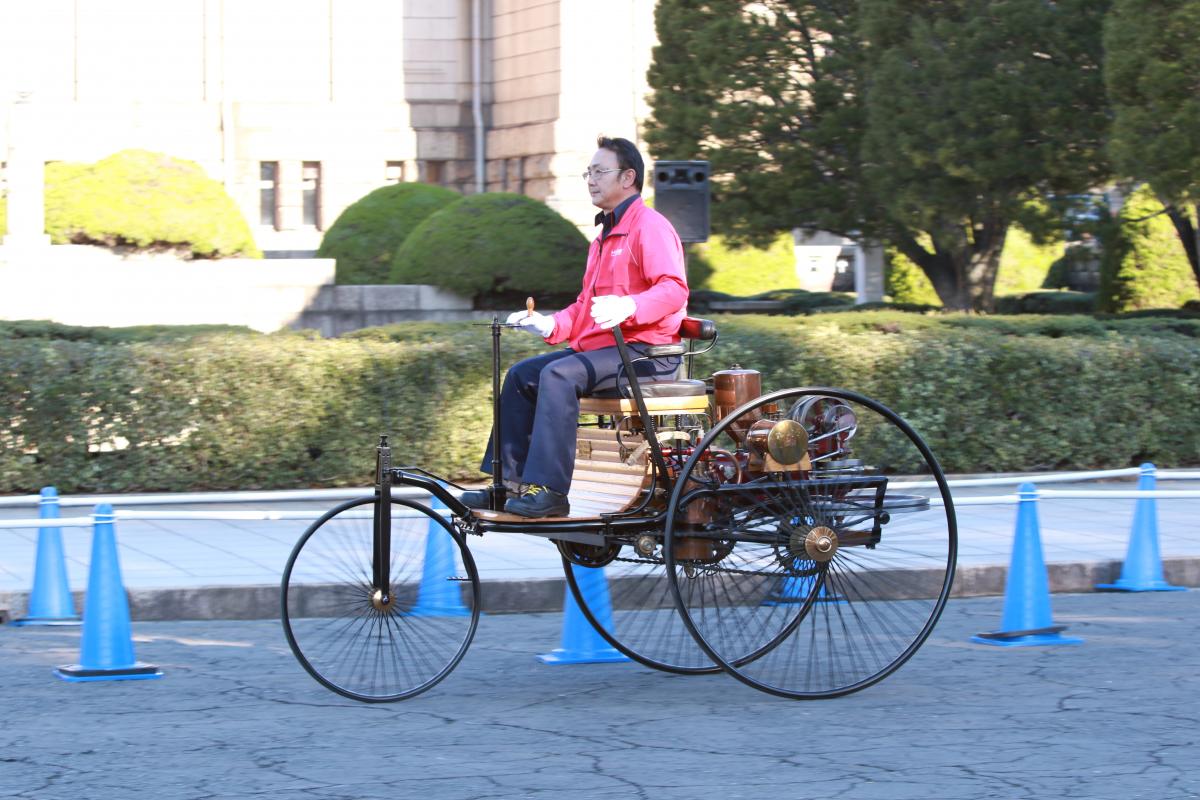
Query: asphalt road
xmin=2 ymin=591 xmax=1197 ymax=800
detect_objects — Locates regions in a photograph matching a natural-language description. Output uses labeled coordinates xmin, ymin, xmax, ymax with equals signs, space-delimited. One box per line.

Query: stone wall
xmin=0 ymin=245 xmax=483 ymax=335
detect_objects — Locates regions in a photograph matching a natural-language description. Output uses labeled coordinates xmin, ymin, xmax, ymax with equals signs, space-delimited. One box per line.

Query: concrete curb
xmin=1 ymin=558 xmax=1195 ymax=622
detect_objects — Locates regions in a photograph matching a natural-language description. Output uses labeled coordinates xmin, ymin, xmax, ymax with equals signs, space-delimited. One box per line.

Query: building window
xmin=384 ymin=161 xmax=405 ymax=185
xmin=259 ymin=161 xmax=279 ymax=228
xmin=423 ymin=160 xmax=445 ymax=186
xmin=302 ymin=161 xmax=321 ymax=228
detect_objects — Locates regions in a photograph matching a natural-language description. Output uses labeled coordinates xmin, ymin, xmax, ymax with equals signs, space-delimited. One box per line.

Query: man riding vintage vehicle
xmin=281 ymin=315 xmax=958 ymax=702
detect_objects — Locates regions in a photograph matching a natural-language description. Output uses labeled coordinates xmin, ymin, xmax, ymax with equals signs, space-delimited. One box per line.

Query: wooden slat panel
xmin=575 ymin=458 xmax=646 ymax=474
xmin=571 ymin=467 xmax=648 ymax=487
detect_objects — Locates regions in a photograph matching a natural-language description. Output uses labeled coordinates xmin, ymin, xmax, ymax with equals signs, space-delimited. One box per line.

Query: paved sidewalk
xmin=1 ymin=473 xmax=1197 ymax=619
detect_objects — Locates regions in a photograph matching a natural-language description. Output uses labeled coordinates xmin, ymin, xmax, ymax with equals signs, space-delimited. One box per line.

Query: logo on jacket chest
xmin=611 ymin=248 xmax=623 ymax=256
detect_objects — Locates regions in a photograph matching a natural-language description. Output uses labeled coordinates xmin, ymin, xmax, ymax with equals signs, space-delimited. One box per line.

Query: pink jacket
xmin=548 ymin=197 xmax=689 ymax=352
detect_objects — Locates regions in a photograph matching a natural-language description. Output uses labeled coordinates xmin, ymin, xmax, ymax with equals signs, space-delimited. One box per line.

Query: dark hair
xmin=596 ymin=135 xmax=644 ymax=191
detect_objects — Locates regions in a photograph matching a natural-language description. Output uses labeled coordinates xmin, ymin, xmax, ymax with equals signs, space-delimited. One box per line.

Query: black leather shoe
xmin=505 ymin=485 xmax=570 ymax=518
xmin=459 ymin=489 xmax=492 ymax=510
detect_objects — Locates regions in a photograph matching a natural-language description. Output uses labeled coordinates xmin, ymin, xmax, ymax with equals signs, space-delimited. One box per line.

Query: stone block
xmin=363 ymin=284 xmax=421 ymax=311
xmin=418 ymin=284 xmax=473 ymax=309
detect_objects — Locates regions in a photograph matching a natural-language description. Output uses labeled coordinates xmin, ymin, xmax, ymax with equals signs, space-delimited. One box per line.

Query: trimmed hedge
xmin=43 ymin=150 xmax=260 ymax=258
xmin=389 ymin=193 xmax=588 ymax=301
xmin=319 ymin=183 xmax=460 ymax=285
xmin=2 ymin=311 xmax=1198 ymax=494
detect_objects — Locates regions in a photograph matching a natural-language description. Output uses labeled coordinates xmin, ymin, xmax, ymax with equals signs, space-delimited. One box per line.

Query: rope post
xmin=1096 ymin=463 xmax=1186 ymax=592
xmin=13 ymin=487 xmax=80 ymax=626
xmin=971 ymin=483 xmax=1082 ymax=647
xmin=55 ymin=504 xmax=162 ymax=682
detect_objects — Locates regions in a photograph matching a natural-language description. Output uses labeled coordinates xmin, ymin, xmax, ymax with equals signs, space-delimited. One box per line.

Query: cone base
xmin=12 ymin=616 xmax=81 ymax=627
xmin=1095 ymin=581 xmax=1187 ymax=593
xmin=537 ymin=648 xmax=630 ymax=665
xmin=762 ymin=594 xmax=847 ymax=606
xmin=55 ymin=662 xmax=163 ymax=682
xmin=407 ymin=605 xmax=473 ymax=617
xmin=971 ymin=632 xmax=1083 ymax=647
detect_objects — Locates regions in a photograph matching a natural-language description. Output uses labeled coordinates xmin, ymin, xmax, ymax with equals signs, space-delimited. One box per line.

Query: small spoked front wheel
xmin=664 ymin=387 xmax=957 ymax=699
xmin=282 ymin=497 xmax=481 ymax=702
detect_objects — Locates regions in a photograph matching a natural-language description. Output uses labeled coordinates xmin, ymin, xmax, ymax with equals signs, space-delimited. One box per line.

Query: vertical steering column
xmin=489 ymin=317 xmax=507 ymax=510
xmin=372 ymin=435 xmax=392 ymax=603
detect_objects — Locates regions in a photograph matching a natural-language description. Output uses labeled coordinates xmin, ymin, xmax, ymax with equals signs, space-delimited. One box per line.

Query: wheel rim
xmin=281 ymin=497 xmax=480 ymax=702
xmin=665 ymin=387 xmax=957 ymax=699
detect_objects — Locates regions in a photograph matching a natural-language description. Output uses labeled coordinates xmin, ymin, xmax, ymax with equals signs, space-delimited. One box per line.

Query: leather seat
xmin=588 ymin=379 xmax=707 ymax=399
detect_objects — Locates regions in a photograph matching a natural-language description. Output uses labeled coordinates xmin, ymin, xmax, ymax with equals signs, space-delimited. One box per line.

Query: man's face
xmin=586 ymin=148 xmax=635 ymax=212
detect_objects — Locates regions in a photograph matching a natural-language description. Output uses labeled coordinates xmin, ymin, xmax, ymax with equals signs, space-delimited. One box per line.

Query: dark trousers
xmin=480 ymin=345 xmax=681 ymax=494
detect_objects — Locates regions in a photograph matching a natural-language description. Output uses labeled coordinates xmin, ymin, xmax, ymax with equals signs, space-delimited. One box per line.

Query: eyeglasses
xmin=581 ymin=167 xmax=625 ymax=181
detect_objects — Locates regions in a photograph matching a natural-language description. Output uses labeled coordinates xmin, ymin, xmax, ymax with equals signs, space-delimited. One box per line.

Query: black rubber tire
xmin=664 ymin=387 xmax=957 ymax=699
xmin=282 ymin=497 xmax=480 ymax=702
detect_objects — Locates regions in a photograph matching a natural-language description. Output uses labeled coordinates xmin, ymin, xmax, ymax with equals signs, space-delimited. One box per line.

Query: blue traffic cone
xmin=763 ymin=567 xmax=845 ymax=606
xmin=410 ymin=493 xmax=471 ymax=616
xmin=1096 ymin=463 xmax=1186 ymax=592
xmin=538 ymin=564 xmax=630 ymax=664
xmin=55 ymin=505 xmax=162 ymax=682
xmin=14 ymin=487 xmax=80 ymax=626
xmin=972 ymin=484 xmax=1083 ymax=647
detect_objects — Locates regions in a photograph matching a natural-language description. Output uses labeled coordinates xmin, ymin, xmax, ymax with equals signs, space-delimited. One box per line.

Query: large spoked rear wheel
xmin=282 ymin=497 xmax=481 ymax=702
xmin=563 ymin=548 xmax=720 ymax=675
xmin=664 ymin=387 xmax=957 ymax=699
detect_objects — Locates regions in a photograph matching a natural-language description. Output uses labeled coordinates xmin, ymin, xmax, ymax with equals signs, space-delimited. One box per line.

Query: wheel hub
xmin=370 ymin=588 xmax=394 ymax=611
xmin=803 ymin=525 xmax=839 ymax=563
xmin=634 ymin=534 xmax=659 ymax=557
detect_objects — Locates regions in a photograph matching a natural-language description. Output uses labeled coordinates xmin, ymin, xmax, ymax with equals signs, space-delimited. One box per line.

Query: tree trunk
xmin=894 ymin=221 xmax=1008 ymax=311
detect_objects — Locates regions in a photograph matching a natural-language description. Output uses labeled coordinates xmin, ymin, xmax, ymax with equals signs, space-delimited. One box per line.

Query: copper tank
xmin=712 ymin=365 xmax=761 ymax=445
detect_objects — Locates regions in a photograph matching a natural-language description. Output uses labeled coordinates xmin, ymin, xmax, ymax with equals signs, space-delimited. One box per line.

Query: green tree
xmin=645 ymin=0 xmax=1109 ymax=310
xmin=1105 ymin=0 xmax=1200 ymax=289
xmin=1098 ymin=185 xmax=1200 ymax=311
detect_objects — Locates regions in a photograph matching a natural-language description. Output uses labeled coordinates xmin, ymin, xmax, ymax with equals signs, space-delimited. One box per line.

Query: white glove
xmin=590 ymin=295 xmax=637 ymax=330
xmin=505 ymin=309 xmax=555 ymax=337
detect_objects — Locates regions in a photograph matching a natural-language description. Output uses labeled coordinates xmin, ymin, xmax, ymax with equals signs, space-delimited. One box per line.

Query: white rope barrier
xmin=0 ymin=464 xmax=1196 ymax=527
xmin=0 ymin=508 xmax=436 ymax=529
xmin=927 ymin=488 xmax=1200 ymax=507
xmin=0 ymin=466 xmax=1195 ymax=510
xmin=892 ymin=467 xmax=1142 ymax=490
xmin=0 ymin=486 xmax=429 ymax=509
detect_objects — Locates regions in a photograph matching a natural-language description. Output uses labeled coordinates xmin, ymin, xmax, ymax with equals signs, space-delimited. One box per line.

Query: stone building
xmin=0 ymin=0 xmax=658 ymax=253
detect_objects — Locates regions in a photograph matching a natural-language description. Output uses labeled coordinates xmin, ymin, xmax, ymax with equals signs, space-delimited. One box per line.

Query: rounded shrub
xmin=319 ymin=183 xmax=459 ymax=284
xmin=389 ymin=193 xmax=588 ymax=301
xmin=43 ymin=150 xmax=260 ymax=258
xmin=1098 ymin=185 xmax=1200 ymax=312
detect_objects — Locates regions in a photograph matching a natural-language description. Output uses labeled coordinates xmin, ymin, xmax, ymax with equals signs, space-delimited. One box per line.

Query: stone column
xmin=2 ymin=90 xmax=52 ymax=259
xmin=855 ymin=244 xmax=885 ymax=304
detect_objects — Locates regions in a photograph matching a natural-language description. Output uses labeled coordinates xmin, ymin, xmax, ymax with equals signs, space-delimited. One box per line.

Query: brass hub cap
xmin=370 ymin=588 xmax=394 ymax=611
xmin=804 ymin=525 xmax=839 ymax=563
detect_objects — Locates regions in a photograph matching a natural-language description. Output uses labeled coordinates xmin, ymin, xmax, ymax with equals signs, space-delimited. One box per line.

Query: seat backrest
xmin=679 ymin=317 xmax=717 ymax=341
